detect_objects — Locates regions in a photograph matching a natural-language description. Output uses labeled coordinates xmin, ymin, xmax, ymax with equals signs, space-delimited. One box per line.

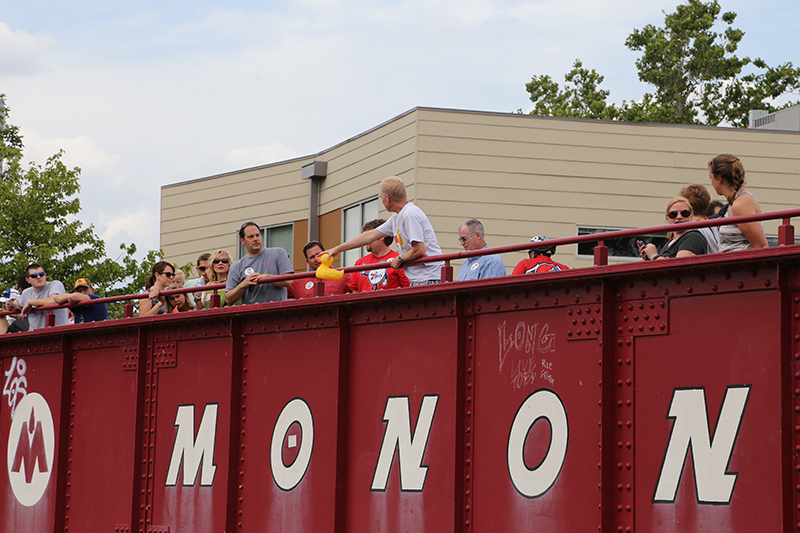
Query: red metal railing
xmin=4 ymin=207 xmax=799 ymax=327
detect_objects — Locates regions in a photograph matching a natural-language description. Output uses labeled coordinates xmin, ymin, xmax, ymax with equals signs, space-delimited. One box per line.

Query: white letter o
xmin=507 ymin=389 xmax=568 ymax=498
xmin=271 ymin=398 xmax=314 ymax=491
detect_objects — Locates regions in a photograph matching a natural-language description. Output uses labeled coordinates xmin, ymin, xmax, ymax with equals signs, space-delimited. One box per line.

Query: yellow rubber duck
xmin=316 ymin=253 xmax=344 ymax=280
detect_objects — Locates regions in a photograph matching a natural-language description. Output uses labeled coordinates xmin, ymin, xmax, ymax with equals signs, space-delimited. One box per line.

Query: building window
xmin=238 ymin=223 xmax=294 ymax=263
xmin=576 ymin=226 xmax=668 ymax=260
xmin=342 ymin=197 xmax=380 ymax=267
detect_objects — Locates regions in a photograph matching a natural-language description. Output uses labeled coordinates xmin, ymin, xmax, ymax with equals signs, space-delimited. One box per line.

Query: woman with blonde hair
xmin=638 ymin=197 xmax=708 ymax=260
xmin=164 ymin=282 xmax=195 ymax=313
xmin=708 ymin=154 xmax=768 ymax=251
xmin=202 ymin=249 xmax=237 ymax=308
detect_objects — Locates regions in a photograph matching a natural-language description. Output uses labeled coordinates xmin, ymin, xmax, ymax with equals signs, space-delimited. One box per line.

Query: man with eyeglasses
xmin=226 ymin=221 xmax=294 ymax=305
xmin=323 ymin=176 xmax=444 ymax=286
xmin=185 ymin=252 xmax=211 ymax=305
xmin=13 ymin=263 xmax=69 ymax=330
xmin=456 ymin=219 xmax=507 ymax=281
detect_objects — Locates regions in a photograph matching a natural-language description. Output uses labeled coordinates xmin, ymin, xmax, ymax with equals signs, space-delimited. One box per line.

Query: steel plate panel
xmin=633 ymin=291 xmax=782 ymax=532
xmin=150 ymin=337 xmax=232 ymax=533
xmin=66 ymin=346 xmax=139 ymax=530
xmin=1 ymin=352 xmax=64 ymax=533
xmin=346 ymin=317 xmax=459 ymax=532
xmin=472 ymin=307 xmax=604 ymax=531
xmin=237 ymin=327 xmax=342 ymax=532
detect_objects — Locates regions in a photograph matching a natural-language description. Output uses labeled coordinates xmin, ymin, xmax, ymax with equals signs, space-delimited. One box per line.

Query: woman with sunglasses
xmin=638 ymin=197 xmax=707 ymax=260
xmin=140 ymin=261 xmax=176 ymax=316
xmin=164 ymin=283 xmax=195 ymax=313
xmin=708 ymin=154 xmax=768 ymax=251
xmin=201 ymin=250 xmax=237 ymax=309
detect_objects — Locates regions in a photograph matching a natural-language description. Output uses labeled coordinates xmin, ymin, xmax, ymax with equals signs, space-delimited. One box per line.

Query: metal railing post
xmin=779 ymin=217 xmax=795 ymax=246
xmin=594 ymin=240 xmax=608 ymax=266
xmin=314 ymin=280 xmax=326 ymax=297
xmin=441 ymin=260 xmax=454 ymax=282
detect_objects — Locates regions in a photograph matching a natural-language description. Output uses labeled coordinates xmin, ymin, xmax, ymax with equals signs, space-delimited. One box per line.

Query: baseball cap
xmin=74 ymin=278 xmax=93 ymax=290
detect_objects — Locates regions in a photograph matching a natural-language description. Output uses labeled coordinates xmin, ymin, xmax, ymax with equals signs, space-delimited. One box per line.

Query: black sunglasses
xmin=197 ymin=266 xmax=207 ymax=272
xmin=159 ymin=271 xmax=175 ymax=278
xmin=667 ymin=209 xmax=691 ymax=219
xmin=213 ymin=258 xmax=230 ymax=264
xmin=27 ymin=272 xmax=46 ymax=278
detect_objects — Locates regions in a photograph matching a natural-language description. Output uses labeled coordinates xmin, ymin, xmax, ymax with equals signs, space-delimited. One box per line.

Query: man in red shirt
xmin=288 ymin=241 xmax=352 ymax=298
xmin=349 ymin=219 xmax=411 ymax=292
xmin=512 ymin=235 xmax=570 ymax=275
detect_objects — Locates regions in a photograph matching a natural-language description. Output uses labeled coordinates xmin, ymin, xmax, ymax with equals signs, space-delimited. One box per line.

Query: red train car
xmin=2 ymin=243 xmax=799 ymax=532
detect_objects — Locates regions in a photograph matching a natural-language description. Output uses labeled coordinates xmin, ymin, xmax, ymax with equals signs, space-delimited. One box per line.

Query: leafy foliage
xmin=525 ymin=0 xmax=800 ymax=126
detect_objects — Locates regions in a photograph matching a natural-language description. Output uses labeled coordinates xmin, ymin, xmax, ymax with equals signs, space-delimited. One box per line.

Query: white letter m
xmin=166 ymin=403 xmax=218 ymax=486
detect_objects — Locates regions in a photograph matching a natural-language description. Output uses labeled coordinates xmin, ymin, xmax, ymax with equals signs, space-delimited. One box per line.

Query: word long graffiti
xmin=497 ymin=321 xmax=556 ymax=373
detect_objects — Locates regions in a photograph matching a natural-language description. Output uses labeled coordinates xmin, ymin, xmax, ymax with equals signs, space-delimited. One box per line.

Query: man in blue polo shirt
xmin=456 ymin=218 xmax=507 ymax=281
xmin=53 ymin=278 xmax=108 ymax=323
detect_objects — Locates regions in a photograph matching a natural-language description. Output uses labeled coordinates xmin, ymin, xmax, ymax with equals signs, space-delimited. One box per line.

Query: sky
xmin=1 ymin=0 xmax=797 ymax=259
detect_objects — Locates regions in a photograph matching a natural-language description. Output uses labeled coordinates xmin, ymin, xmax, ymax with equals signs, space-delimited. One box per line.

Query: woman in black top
xmin=639 ymin=197 xmax=707 ymax=260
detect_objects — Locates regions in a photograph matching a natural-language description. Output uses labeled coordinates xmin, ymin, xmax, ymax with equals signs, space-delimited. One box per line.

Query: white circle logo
xmin=470 ymin=262 xmax=479 ymax=271
xmin=7 ymin=393 xmax=55 ymax=506
xmin=367 ymin=269 xmax=387 ymax=286
xmin=245 ymin=267 xmax=255 ymax=276
xmin=305 ymin=281 xmax=315 ymax=290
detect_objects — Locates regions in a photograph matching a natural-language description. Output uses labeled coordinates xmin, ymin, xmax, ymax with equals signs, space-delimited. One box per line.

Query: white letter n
xmin=166 ymin=404 xmax=218 ymax=486
xmin=371 ymin=395 xmax=438 ymax=492
xmin=653 ymin=386 xmax=750 ymax=504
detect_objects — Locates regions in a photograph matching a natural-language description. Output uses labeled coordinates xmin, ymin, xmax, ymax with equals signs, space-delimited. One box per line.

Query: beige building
xmin=161 ymin=107 xmax=800 ymax=273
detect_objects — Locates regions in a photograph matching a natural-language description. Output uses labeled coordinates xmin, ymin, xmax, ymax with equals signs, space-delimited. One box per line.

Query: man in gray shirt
xmin=15 ymin=263 xmax=69 ymax=330
xmin=226 ymin=221 xmax=293 ymax=305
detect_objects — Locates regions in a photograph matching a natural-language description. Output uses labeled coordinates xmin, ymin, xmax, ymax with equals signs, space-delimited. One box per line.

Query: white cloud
xmin=20 ymin=130 xmax=126 ymax=187
xmin=100 ymin=209 xmax=160 ymax=257
xmin=0 ymin=22 xmax=55 ymax=75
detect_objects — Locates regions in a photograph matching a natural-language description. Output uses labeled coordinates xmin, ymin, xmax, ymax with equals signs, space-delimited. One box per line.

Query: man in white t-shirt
xmin=324 ymin=176 xmax=444 ymax=285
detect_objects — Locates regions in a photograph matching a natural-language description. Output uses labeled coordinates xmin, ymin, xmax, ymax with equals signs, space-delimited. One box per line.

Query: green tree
xmin=525 ymin=0 xmax=800 ymax=127
xmin=0 ymin=95 xmax=162 ymax=317
xmin=525 ymin=60 xmax=619 ymax=120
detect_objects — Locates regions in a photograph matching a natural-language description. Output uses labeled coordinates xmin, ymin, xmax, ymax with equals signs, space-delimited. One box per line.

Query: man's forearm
xmin=224 ymin=283 xmax=245 ymax=305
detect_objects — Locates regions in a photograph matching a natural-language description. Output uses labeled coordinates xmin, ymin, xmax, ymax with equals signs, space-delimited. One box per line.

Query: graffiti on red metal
xmin=3 ymin=356 xmax=28 ymax=419
xmin=498 ymin=321 xmax=556 ymax=391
